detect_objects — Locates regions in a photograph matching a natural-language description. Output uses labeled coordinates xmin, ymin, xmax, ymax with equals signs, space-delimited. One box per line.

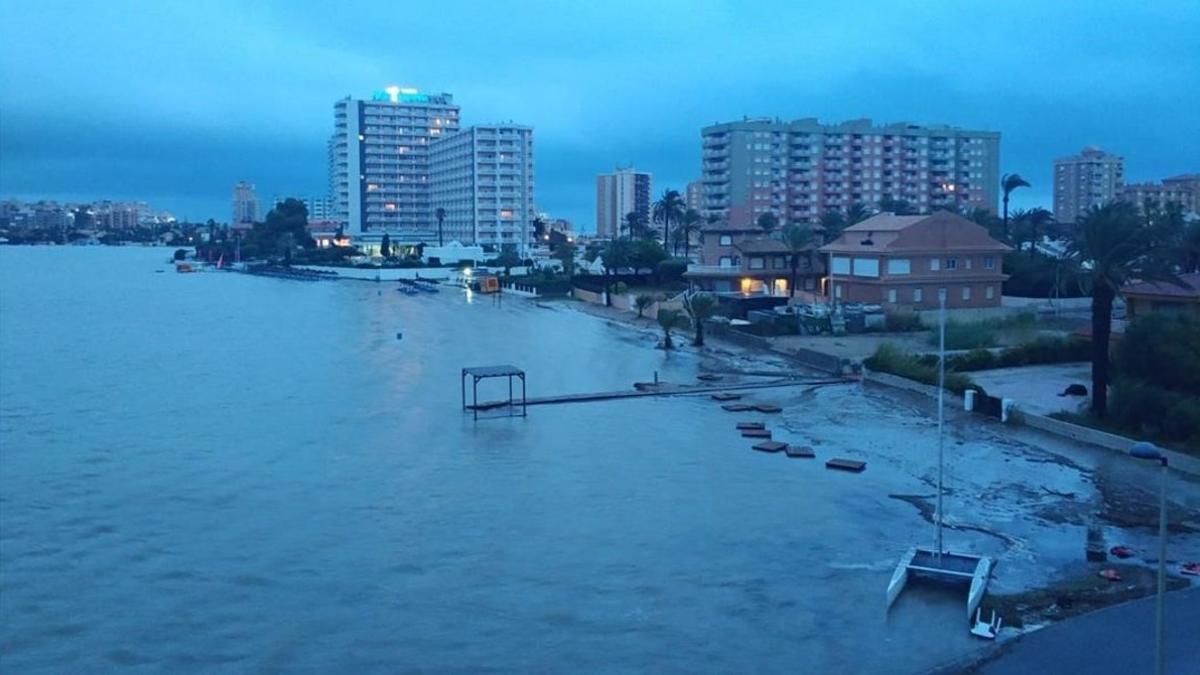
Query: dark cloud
xmin=2 ymin=0 xmax=1197 ymax=229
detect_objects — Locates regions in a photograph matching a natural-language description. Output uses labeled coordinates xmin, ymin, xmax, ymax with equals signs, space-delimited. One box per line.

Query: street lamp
xmin=1130 ymin=440 xmax=1168 ymax=675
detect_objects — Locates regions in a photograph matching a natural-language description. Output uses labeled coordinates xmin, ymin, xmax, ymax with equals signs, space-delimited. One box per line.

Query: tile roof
xmin=820 ymin=210 xmax=1010 ymax=254
xmin=735 ymin=239 xmax=791 ymax=254
xmin=1122 ymin=273 xmax=1200 ymax=299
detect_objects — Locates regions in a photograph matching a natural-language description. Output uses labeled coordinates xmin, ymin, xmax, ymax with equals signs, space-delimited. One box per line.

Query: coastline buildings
xmin=430 ymin=124 xmax=535 ymax=248
xmin=232 ymin=181 xmax=259 ymax=228
xmin=329 ymin=87 xmax=461 ymax=244
xmin=1052 ymin=147 xmax=1124 ymax=224
xmin=700 ymin=118 xmax=1000 ymax=227
xmin=685 ymin=221 xmax=824 ymax=296
xmin=1120 ymin=174 xmax=1199 ymax=216
xmin=685 ymin=180 xmax=703 ymax=212
xmin=595 ymin=168 xmax=651 ymax=238
xmin=819 ymin=211 xmax=1010 ymax=310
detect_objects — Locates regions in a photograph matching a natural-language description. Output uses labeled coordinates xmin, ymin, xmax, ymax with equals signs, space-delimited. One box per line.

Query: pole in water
xmin=936 ymin=288 xmax=946 ymax=559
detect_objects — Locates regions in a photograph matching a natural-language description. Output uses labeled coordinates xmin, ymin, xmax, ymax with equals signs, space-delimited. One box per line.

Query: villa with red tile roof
xmin=818 ymin=210 xmax=1010 ymax=310
xmin=1123 ymin=273 xmax=1200 ymax=320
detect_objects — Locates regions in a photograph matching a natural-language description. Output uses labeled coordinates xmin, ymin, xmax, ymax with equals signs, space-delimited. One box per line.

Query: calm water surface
xmin=1 ymin=247 xmax=1088 ymax=673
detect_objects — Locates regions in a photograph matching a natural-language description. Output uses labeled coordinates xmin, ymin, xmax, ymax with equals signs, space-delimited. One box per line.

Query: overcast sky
xmin=2 ymin=1 xmax=1197 ymax=229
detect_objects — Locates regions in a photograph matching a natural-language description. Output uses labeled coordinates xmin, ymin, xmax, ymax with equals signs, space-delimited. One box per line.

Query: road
xmin=976 ymin=586 xmax=1200 ymax=675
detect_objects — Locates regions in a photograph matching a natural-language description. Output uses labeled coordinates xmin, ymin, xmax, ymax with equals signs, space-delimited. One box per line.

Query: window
xmin=831 ymin=256 xmax=851 ymax=274
xmin=719 ymin=235 xmax=732 ymax=245
xmin=719 ymin=256 xmax=733 ymax=268
xmin=852 ymin=258 xmax=880 ymax=277
xmin=772 ymin=256 xmax=786 ymax=269
xmin=945 ymin=258 xmax=958 ymax=270
xmin=962 ymin=286 xmax=971 ymax=300
xmin=913 ymin=288 xmax=923 ymax=302
xmin=964 ymin=258 xmax=973 ymax=270
xmin=834 ymin=284 xmax=842 ymax=299
xmin=983 ymin=256 xmax=995 ymax=269
xmin=930 ymin=258 xmax=941 ymax=271
xmin=986 ymin=285 xmax=994 ymax=300
xmin=749 ymin=257 xmax=765 ymax=270
xmin=887 ymin=259 xmax=911 ymax=275
xmin=887 ymin=289 xmax=897 ymax=303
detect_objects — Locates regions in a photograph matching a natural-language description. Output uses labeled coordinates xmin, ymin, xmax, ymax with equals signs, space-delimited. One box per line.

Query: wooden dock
xmin=464 ymin=378 xmax=850 ymax=410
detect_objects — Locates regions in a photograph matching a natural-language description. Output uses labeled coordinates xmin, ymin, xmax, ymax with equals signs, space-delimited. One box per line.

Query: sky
xmin=2 ymin=0 xmax=1198 ymax=230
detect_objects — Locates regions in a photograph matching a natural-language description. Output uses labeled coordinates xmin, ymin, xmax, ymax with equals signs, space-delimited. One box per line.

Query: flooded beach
xmin=2 ymin=247 xmax=1198 ymax=673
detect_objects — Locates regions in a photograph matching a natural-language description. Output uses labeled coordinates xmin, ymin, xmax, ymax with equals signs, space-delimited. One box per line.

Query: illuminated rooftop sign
xmin=371 ymin=85 xmax=429 ymax=103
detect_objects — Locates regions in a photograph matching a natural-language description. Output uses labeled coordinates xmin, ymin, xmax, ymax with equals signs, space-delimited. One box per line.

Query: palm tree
xmin=1068 ymin=201 xmax=1179 ymax=416
xmin=435 ymin=207 xmax=446 ymax=246
xmin=634 ymin=294 xmax=655 ymax=319
xmin=845 ymin=202 xmax=871 ymax=226
xmin=532 ymin=216 xmax=547 ymax=243
xmin=756 ymin=212 xmax=780 ymax=235
xmin=652 ymin=189 xmax=685 ymax=244
xmin=682 ymin=292 xmax=718 ymax=346
xmin=1001 ymin=173 xmax=1030 ymax=239
xmin=680 ymin=208 xmax=702 ymax=258
xmin=1025 ymin=207 xmax=1054 ymax=258
xmin=781 ymin=224 xmax=815 ymax=298
xmin=820 ymin=210 xmax=847 ymax=241
xmin=657 ymin=308 xmax=688 ymax=350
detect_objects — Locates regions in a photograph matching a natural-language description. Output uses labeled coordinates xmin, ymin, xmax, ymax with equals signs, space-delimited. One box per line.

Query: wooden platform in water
xmin=785 ymin=445 xmax=816 ymax=458
xmin=465 ymin=378 xmax=848 ymax=410
xmin=754 ymin=404 xmax=783 ymax=413
xmin=721 ymin=403 xmax=754 ymax=411
xmin=741 ymin=428 xmax=772 ymax=439
xmin=826 ymin=458 xmax=866 ymax=472
xmin=752 ymin=440 xmax=788 ymax=453
xmin=736 ymin=421 xmax=765 ymax=430
xmin=711 ymin=392 xmax=742 ymax=401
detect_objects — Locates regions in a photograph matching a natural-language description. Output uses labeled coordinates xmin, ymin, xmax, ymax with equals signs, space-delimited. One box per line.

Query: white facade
xmin=232 ymin=181 xmax=259 ymax=226
xmin=329 ymin=88 xmax=460 ymax=242
xmin=595 ymin=169 xmax=651 ymax=238
xmin=1053 ymin=147 xmax=1125 ymax=224
xmin=430 ymin=124 xmax=535 ymax=250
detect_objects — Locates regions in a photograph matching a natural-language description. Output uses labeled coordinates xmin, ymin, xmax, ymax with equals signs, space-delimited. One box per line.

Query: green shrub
xmin=865 ymin=343 xmax=981 ymax=394
xmin=656 ymin=258 xmax=689 ymax=284
xmin=929 ymin=321 xmax=998 ymax=349
xmin=950 ymin=348 xmax=997 ymax=371
xmin=885 ymin=311 xmax=923 ymax=332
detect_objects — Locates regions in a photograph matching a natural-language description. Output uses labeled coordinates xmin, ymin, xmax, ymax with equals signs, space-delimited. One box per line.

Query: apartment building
xmin=1121 ymin=174 xmax=1199 ymax=216
xmin=700 ymin=118 xmax=999 ymax=227
xmin=595 ymin=168 xmax=651 ymax=238
xmin=232 ymin=181 xmax=259 ymax=228
xmin=685 ymin=180 xmax=703 ymax=212
xmin=1052 ymin=147 xmax=1124 ymax=224
xmin=329 ymin=87 xmax=460 ymax=242
xmin=819 ymin=211 xmax=1010 ymax=310
xmin=430 ymin=124 xmax=535 ymax=249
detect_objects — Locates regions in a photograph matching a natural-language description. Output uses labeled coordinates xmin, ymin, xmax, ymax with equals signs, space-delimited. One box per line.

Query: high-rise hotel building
xmin=1052 ymin=147 xmax=1124 ymax=224
xmin=430 ymin=124 xmax=536 ymax=248
xmin=329 ymin=87 xmax=460 ymax=242
xmin=700 ymin=118 xmax=1000 ymax=226
xmin=595 ymin=168 xmax=651 ymax=238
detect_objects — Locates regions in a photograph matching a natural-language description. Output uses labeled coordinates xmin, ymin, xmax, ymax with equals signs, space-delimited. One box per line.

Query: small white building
xmin=421 ymin=241 xmax=487 ymax=265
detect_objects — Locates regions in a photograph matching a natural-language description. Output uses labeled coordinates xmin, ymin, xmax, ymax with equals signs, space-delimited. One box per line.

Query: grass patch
xmin=925 ymin=312 xmax=1039 ymax=350
xmin=865 ymin=343 xmax=980 ymax=394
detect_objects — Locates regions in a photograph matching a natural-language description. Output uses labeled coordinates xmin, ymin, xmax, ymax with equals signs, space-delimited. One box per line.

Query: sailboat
xmin=886 ymin=289 xmax=994 ymax=625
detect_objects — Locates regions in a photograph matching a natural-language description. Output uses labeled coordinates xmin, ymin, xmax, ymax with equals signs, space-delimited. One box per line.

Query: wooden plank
xmin=722 ymin=404 xmax=754 ymax=412
xmin=826 ymin=458 xmax=866 ymax=472
xmin=755 ymin=404 xmax=783 ymax=413
xmin=753 ymin=440 xmax=788 ymax=453
xmin=711 ymin=392 xmax=742 ymax=401
xmin=741 ymin=428 xmax=772 ymax=439
xmin=736 ymin=421 xmax=765 ymax=430
xmin=785 ymin=445 xmax=816 ymax=458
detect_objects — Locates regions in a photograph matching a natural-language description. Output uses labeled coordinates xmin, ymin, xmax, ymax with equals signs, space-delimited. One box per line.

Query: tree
xmin=1001 ymin=173 xmax=1031 ymax=238
xmin=820 ymin=210 xmax=847 ymax=242
xmin=657 ymin=309 xmax=688 ymax=350
xmin=623 ymin=211 xmax=641 ymax=240
xmin=680 ymin=208 xmax=702 ymax=258
xmin=435 ymin=207 xmax=446 ymax=247
xmin=652 ymin=189 xmax=685 ymax=244
xmin=682 ymin=292 xmax=718 ymax=346
xmin=553 ymin=241 xmax=577 ymax=276
xmin=781 ymin=224 xmax=815 ymax=298
xmin=494 ymin=245 xmax=522 ymax=275
xmin=532 ymin=216 xmax=547 ymax=243
xmin=634 ymin=294 xmax=655 ymax=318
xmin=600 ymin=239 xmax=634 ymax=306
xmin=380 ymin=232 xmax=392 ymax=258
xmin=756 ymin=211 xmax=780 ymax=235
xmin=845 ymin=202 xmax=871 ymax=227
xmin=1024 ymin=208 xmax=1053 ymax=258
xmin=879 ymin=196 xmax=916 ymax=215
xmin=1068 ymin=201 xmax=1180 ymax=416
xmin=629 ymin=238 xmax=668 ymax=278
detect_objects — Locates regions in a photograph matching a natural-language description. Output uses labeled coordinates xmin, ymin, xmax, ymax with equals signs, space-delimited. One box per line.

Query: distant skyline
xmin=2 ymin=1 xmax=1198 ymax=230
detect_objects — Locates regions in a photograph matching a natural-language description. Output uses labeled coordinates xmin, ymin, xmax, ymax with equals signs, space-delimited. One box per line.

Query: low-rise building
xmin=1123 ymin=273 xmax=1200 ymax=320
xmin=685 ymin=222 xmax=824 ymax=296
xmin=1121 ymin=174 xmax=1199 ymax=216
xmin=819 ymin=210 xmax=1009 ymax=310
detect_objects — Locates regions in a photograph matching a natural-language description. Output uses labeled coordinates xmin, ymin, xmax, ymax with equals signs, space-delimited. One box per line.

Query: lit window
xmin=500 ymin=209 xmax=514 ymax=219
xmin=384 ymin=203 xmax=396 ymax=211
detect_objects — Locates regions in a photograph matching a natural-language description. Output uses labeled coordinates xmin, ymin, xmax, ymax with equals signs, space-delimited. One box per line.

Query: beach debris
xmin=736 ymin=421 xmax=765 ymax=430
xmin=826 ymin=458 xmax=866 ymax=472
xmin=754 ymin=404 xmax=783 ymax=413
xmin=1097 ymin=568 xmax=1122 ymax=582
xmin=711 ymin=392 xmax=742 ymax=401
xmin=1180 ymin=562 xmax=1200 ymax=576
xmin=752 ymin=440 xmax=788 ymax=453
xmin=1109 ymin=545 xmax=1134 ymax=559
xmin=785 ymin=445 xmax=816 ymax=459
xmin=970 ymin=608 xmax=1002 ymax=640
xmin=697 ymin=373 xmax=723 ymax=382
xmin=1058 ymin=383 xmax=1088 ymax=397
xmin=741 ymin=428 xmax=772 ymax=439
xmin=721 ymin=404 xmax=754 ymax=412
xmin=1086 ymin=526 xmax=1107 ymax=562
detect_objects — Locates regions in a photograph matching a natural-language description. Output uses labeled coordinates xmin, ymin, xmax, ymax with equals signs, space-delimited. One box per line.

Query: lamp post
xmin=1130 ymin=441 xmax=1168 ymax=675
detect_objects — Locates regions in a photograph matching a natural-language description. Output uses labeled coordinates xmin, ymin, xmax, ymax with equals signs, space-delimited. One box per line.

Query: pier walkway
xmin=465 ymin=378 xmax=852 ymax=410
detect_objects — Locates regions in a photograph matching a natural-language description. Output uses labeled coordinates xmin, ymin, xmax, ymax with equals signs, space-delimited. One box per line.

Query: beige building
xmin=684 ymin=222 xmax=824 ymax=296
xmin=232 ymin=181 xmax=259 ymax=228
xmin=819 ymin=211 xmax=1010 ymax=310
xmin=1052 ymin=147 xmax=1124 ymax=224
xmin=595 ymin=168 xmax=651 ymax=238
xmin=1121 ymin=174 xmax=1199 ymax=215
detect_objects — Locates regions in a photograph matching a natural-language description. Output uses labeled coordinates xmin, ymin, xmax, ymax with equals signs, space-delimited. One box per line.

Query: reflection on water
xmin=3 ymin=247 xmax=996 ymax=673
